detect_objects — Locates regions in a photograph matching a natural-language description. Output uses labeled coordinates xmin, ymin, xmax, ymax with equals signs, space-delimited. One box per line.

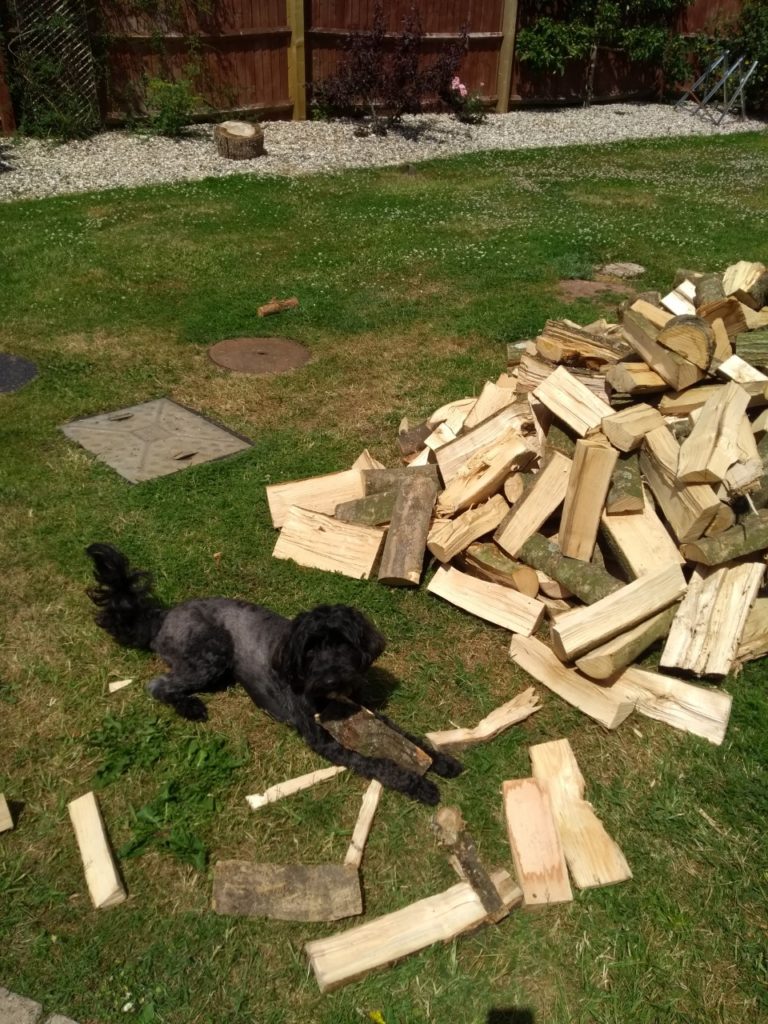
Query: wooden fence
xmin=0 ymin=0 xmax=746 ymax=135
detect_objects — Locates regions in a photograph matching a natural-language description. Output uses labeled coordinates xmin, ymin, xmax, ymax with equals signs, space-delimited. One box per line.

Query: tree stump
xmin=214 ymin=120 xmax=265 ymax=160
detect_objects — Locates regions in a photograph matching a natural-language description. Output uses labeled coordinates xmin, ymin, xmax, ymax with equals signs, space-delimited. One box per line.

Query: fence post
xmin=286 ymin=0 xmax=307 ymax=120
xmin=0 ymin=24 xmax=15 ymax=134
xmin=496 ymin=0 xmax=519 ymax=114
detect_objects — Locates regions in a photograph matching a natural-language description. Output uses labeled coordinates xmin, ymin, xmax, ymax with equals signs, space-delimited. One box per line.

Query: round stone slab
xmin=597 ymin=261 xmax=646 ymax=279
xmin=0 ymin=353 xmax=38 ymax=393
xmin=208 ymin=337 xmax=310 ymax=375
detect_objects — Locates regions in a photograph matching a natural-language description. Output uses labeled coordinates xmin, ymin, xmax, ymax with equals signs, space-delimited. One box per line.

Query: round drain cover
xmin=0 ymin=353 xmax=38 ymax=394
xmin=208 ymin=337 xmax=311 ymax=375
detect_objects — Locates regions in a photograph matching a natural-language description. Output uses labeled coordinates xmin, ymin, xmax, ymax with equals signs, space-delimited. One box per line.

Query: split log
xmin=494 ymin=451 xmax=572 ymax=557
xmin=716 ymin=354 xmax=768 ymax=399
xmin=534 ymin=320 xmax=629 ymax=367
xmin=266 ymin=469 xmax=365 ymax=528
xmin=516 ymin=533 xmax=622 ymax=604
xmin=362 ymin=465 xmax=439 ymax=494
xmin=257 ymin=297 xmax=299 ymax=317
xmin=463 ymin=381 xmax=516 ymax=431
xmin=639 ymin=426 xmax=723 ymax=542
xmin=503 ymin=472 xmax=527 ymax=503
xmin=432 ymin=807 xmax=508 ymax=921
xmin=398 ymin=421 xmax=432 ymax=456
xmin=677 ymin=381 xmax=751 ymax=483
xmin=735 ymin=598 xmax=768 ymax=668
xmin=305 ymin=869 xmax=521 ymax=992
xmin=694 ymin=272 xmax=725 ymax=309
xmin=246 ymin=766 xmax=347 ymax=809
xmin=435 ymin=435 xmax=533 ymax=517
xmin=214 ymin=120 xmax=265 ymax=159
xmin=335 ymin=490 xmax=396 ymax=526
xmin=517 ymin=352 xmax=610 ymax=402
xmin=559 ymin=438 xmax=618 ymax=560
xmin=722 ymin=415 xmax=763 ymax=494
xmin=67 ymin=791 xmax=127 ymax=909
xmin=0 ymin=793 xmax=12 ymax=832
xmin=508 ymin=636 xmax=635 ymax=730
xmin=427 ymin=494 xmax=509 ymax=564
xmin=661 ymin=279 xmax=697 ymax=316
xmin=550 ymin=564 xmax=686 ymax=662
xmin=532 ymin=366 xmax=610 ymax=437
xmin=318 ymin=701 xmax=432 ymax=776
xmin=605 ymin=361 xmax=668 ymax=396
xmin=629 ymin=299 xmax=673 ymax=330
xmin=213 ymin=861 xmax=362 ymax=922
xmin=428 ymin=565 xmax=544 ymax=635
xmin=711 ymin=317 xmax=733 ymax=363
xmin=424 ymin=422 xmax=456 ymax=451
xmin=426 ymin=396 xmax=476 ymax=430
xmin=656 ymin=315 xmax=715 ymax=370
xmin=621 ymin=309 xmax=703 ymax=391
xmin=351 ymin=449 xmax=386 ymax=471
xmin=610 ymin=666 xmax=732 ymax=746
xmin=601 ymin=403 xmax=664 ymax=452
xmin=344 ymin=780 xmax=383 ymax=870
xmin=658 ymin=383 xmax=728 ymax=416
xmin=698 ymin=296 xmax=748 ymax=337
xmin=378 ymin=474 xmax=438 ymax=586
xmin=456 ymin=541 xmax=532 ymax=588
xmin=601 ymin=494 xmax=684 ymax=578
xmin=273 ymin=507 xmax=384 ymax=580
xmin=741 ymin=303 xmax=768 ymax=330
xmin=501 ymin=778 xmax=573 ymax=906
xmin=435 ymin=404 xmax=533 ymax=485
xmin=722 ymin=260 xmax=766 ymax=307
xmin=108 ymin=678 xmax=133 ymax=694
xmin=425 ymin=688 xmax=541 ymax=752
xmin=529 ymin=739 xmax=631 ymax=889
xmin=661 ymin=562 xmax=764 ymax=676
xmin=575 ymin=606 xmax=676 ymax=680
xmin=734 ymin=329 xmax=768 ymax=369
xmin=605 ymin=453 xmax=643 ymax=515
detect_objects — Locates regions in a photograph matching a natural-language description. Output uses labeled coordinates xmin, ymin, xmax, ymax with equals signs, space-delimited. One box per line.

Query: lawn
xmin=1 ymin=130 xmax=768 ymax=1024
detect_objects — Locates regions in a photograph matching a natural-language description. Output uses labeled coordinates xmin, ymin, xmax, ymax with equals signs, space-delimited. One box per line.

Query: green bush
xmin=145 ymin=76 xmax=199 ymax=137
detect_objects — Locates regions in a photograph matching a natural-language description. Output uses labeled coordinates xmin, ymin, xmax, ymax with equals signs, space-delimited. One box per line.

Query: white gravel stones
xmin=0 ymin=103 xmax=764 ymax=203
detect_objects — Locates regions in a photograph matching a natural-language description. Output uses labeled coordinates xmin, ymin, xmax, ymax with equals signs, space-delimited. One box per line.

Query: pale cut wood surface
xmin=266 ymin=469 xmax=364 ymax=528
xmin=605 ymin=361 xmax=668 ymax=395
xmin=640 ymin=426 xmax=722 ymax=542
xmin=67 ymin=791 xmax=127 ymax=909
xmin=630 ymin=299 xmax=673 ymax=329
xmin=246 ymin=766 xmax=347 ymax=809
xmin=305 ymin=870 xmax=521 ymax=992
xmin=532 ymin=365 xmax=610 ymax=436
xmin=716 ymin=354 xmax=768 ymax=397
xmin=494 ymin=451 xmax=573 ymax=557
xmin=435 ymin=403 xmax=532 ymax=484
xmin=378 ymin=474 xmax=438 ymax=586
xmin=436 ymin=435 xmax=532 ymax=516
xmin=551 ymin=564 xmax=686 ymax=662
xmin=351 ymin=449 xmax=386 ymax=472
xmin=601 ymin=403 xmax=664 ymax=452
xmin=425 ymin=687 xmax=542 ymax=752
xmin=559 ymin=438 xmax=618 ymax=560
xmin=273 ymin=507 xmax=384 ymax=580
xmin=661 ymin=562 xmax=764 ymax=676
xmin=502 ymin=778 xmax=573 ymax=906
xmin=610 ymin=666 xmax=732 ymax=746
xmin=426 ymin=396 xmax=475 ymax=429
xmin=656 ymin=315 xmax=715 ymax=370
xmin=575 ymin=606 xmax=676 ymax=680
xmin=601 ymin=493 xmax=684 ymax=579
xmin=622 ymin=308 xmax=703 ymax=390
xmin=736 ymin=598 xmax=768 ymax=669
xmin=212 ymin=861 xmax=362 ymax=922
xmin=529 ymin=739 xmax=632 ymax=889
xmin=463 ymin=381 xmax=516 ymax=431
xmin=107 ymin=678 xmax=133 ymax=694
xmin=427 ymin=494 xmax=509 ymax=564
xmin=508 ymin=636 xmax=635 ymax=730
xmin=428 ymin=565 xmax=544 ymax=636
xmin=344 ymin=780 xmax=383 ymax=869
xmin=658 ymin=383 xmax=727 ymax=416
xmin=678 ymin=380 xmax=751 ymax=483
xmin=431 ymin=807 xmax=509 ymax=921
xmin=0 ymin=793 xmax=13 ymax=832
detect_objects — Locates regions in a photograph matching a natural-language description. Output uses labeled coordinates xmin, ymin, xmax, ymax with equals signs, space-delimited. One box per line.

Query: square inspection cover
xmin=60 ymin=398 xmax=251 ymax=483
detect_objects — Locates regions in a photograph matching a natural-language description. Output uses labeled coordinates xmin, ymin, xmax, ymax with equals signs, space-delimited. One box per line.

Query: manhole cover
xmin=0 ymin=353 xmax=38 ymax=393
xmin=208 ymin=337 xmax=311 ymax=375
xmin=60 ymin=398 xmax=251 ymax=483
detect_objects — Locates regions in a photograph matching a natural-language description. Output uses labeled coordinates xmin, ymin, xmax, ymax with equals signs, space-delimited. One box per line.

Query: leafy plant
xmin=732 ymin=0 xmax=768 ymax=111
xmin=145 ymin=75 xmax=200 ymax=136
xmin=89 ymin=708 xmax=170 ymax=787
xmin=311 ymin=2 xmax=468 ymax=133
xmin=444 ymin=76 xmax=487 ymax=125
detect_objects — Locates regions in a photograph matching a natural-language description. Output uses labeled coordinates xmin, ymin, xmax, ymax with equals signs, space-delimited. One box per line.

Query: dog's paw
xmin=411 ymin=776 xmax=440 ymax=806
xmin=430 ymin=752 xmax=464 ymax=779
xmin=175 ymin=696 xmax=208 ymax=722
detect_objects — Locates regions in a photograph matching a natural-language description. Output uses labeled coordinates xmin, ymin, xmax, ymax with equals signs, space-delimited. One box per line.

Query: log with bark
xmin=215 ymin=120 xmax=265 ymax=159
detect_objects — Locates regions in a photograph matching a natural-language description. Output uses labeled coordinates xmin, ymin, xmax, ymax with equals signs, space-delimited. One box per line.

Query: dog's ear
xmin=273 ymin=604 xmax=385 ymax=692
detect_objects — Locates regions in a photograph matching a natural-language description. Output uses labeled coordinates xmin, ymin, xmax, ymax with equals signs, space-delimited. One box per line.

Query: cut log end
xmin=214 ymin=120 xmax=265 ymax=160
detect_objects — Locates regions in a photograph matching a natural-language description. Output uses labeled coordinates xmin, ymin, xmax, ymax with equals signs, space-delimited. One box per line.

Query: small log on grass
xmin=344 ymin=780 xmax=383 ymax=870
xmin=0 ymin=793 xmax=13 ymax=832
xmin=516 ymin=534 xmax=622 ymax=605
xmin=378 ymin=474 xmax=439 ymax=586
xmin=432 ymin=806 xmax=508 ymax=921
xmin=214 ymin=120 xmax=265 ymax=159
xmin=502 ymin=778 xmax=573 ymax=906
xmin=68 ymin=792 xmax=127 ymax=909
xmin=425 ymin=687 xmax=542 ymax=752
xmin=318 ymin=700 xmax=432 ymax=776
xmin=245 ymin=765 xmax=347 ymax=810
xmin=213 ymin=861 xmax=362 ymax=922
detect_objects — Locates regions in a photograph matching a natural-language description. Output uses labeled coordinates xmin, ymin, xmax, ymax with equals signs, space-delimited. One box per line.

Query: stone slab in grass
xmin=208 ymin=336 xmax=310 ymax=375
xmin=0 ymin=988 xmax=42 ymax=1024
xmin=60 ymin=398 xmax=251 ymax=483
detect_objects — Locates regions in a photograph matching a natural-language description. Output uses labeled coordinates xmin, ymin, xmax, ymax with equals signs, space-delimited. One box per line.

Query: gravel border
xmin=0 ymin=102 xmax=764 ymax=203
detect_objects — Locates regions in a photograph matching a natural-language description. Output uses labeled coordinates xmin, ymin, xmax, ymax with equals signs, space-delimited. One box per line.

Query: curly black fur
xmin=85 ymin=544 xmax=463 ymax=804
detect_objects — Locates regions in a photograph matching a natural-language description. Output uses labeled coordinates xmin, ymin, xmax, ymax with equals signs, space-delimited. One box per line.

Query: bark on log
xmin=362 ymin=466 xmax=439 ymax=495
xmin=214 ymin=120 xmax=265 ymax=160
xmin=335 ymin=491 xmax=396 ymax=526
xmin=516 ymin=533 xmax=623 ymax=605
xmin=679 ymin=510 xmax=768 ymax=565
xmin=212 ymin=861 xmax=362 ymax=922
xmin=605 ymin=453 xmax=643 ymax=514
xmin=258 ymin=297 xmax=299 ymax=316
xmin=432 ymin=806 xmax=508 ymax=921
xmin=318 ymin=700 xmax=432 ymax=775
xmin=378 ymin=474 xmax=439 ymax=586
xmin=694 ymin=273 xmax=725 ymax=309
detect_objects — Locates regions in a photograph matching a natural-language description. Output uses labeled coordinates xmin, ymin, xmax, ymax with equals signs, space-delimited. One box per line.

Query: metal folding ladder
xmin=675 ymin=51 xmax=758 ymax=125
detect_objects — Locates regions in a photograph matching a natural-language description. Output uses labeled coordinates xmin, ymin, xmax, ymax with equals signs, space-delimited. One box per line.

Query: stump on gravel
xmin=214 ymin=120 xmax=265 ymax=160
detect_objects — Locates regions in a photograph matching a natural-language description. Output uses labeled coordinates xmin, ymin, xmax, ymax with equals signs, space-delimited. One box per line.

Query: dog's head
xmin=273 ymin=604 xmax=386 ymax=704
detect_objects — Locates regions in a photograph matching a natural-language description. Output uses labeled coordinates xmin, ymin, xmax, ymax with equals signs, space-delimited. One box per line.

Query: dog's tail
xmin=85 ymin=543 xmax=166 ymax=651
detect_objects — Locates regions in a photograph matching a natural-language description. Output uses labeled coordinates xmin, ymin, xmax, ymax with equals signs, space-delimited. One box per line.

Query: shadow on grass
xmin=487 ymin=1010 xmax=536 ymax=1024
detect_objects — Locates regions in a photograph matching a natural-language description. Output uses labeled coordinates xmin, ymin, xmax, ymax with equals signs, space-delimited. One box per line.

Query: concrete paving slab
xmin=0 ymin=988 xmax=42 ymax=1024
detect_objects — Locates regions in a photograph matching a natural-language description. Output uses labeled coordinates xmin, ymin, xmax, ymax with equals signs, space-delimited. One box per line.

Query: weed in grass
xmin=89 ymin=707 xmax=170 ymax=787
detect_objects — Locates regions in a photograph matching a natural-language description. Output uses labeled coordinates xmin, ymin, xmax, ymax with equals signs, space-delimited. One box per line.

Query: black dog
xmin=85 ymin=543 xmax=462 ymax=804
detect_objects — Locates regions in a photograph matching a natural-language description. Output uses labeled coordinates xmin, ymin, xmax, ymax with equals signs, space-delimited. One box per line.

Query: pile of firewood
xmin=266 ymin=259 xmax=768 ymax=749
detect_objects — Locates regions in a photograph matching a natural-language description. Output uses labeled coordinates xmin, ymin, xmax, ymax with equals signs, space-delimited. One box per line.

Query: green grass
xmin=1 ymin=130 xmax=768 ymax=1024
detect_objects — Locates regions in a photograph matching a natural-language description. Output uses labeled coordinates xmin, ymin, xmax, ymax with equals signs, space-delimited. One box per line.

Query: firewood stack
xmin=267 ymin=260 xmax=768 ymax=746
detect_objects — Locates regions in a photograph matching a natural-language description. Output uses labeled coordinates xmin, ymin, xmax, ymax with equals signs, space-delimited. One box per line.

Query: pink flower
xmin=451 ymin=76 xmax=468 ymax=99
